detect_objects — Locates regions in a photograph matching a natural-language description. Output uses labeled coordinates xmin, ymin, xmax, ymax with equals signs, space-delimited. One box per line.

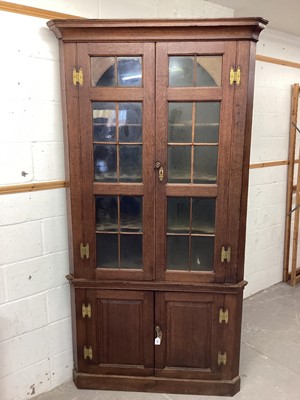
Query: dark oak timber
xmin=48 ymin=17 xmax=267 ymax=396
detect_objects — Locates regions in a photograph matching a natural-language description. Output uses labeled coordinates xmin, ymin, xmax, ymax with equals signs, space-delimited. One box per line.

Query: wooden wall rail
xmin=256 ymin=55 xmax=300 ymax=70
xmin=0 ymin=180 xmax=66 ymax=195
xmin=249 ymin=160 xmax=289 ymax=169
xmin=0 ymin=1 xmax=80 ymax=19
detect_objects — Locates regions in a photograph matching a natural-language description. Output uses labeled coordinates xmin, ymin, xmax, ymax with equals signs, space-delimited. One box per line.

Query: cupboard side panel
xmin=236 ymin=41 xmax=257 ymax=282
xmin=60 ymin=42 xmax=85 ymax=278
xmin=226 ymin=41 xmax=251 ymax=283
xmin=222 ymin=291 xmax=244 ymax=380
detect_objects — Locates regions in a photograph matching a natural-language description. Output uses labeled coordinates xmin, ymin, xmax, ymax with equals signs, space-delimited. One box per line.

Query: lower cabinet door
xmin=82 ymin=289 xmax=154 ymax=376
xmin=154 ymin=291 xmax=224 ymax=380
xmin=77 ymin=289 xmax=227 ymax=381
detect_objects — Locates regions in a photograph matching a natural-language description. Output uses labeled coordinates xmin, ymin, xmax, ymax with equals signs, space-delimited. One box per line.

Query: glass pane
xmin=93 ymin=102 xmax=116 ymax=142
xmin=168 ymin=145 xmax=191 ymax=183
xmin=91 ymin=57 xmax=116 ymax=87
xmin=117 ymin=57 xmax=142 ymax=87
xmin=119 ymin=103 xmax=142 ymax=142
xmin=94 ymin=145 xmax=117 ymax=182
xmin=194 ymin=146 xmax=218 ymax=184
xmin=192 ymin=198 xmax=215 ymax=234
xmin=96 ymin=196 xmax=118 ymax=231
xmin=96 ymin=234 xmax=118 ymax=268
xmin=167 ymin=236 xmax=189 ymax=270
xmin=191 ymin=237 xmax=214 ymax=271
xmin=120 ymin=235 xmax=143 ymax=268
xmin=119 ymin=145 xmax=142 ymax=182
xmin=195 ymin=102 xmax=220 ymax=143
xmin=167 ymin=197 xmax=190 ymax=233
xmin=120 ymin=196 xmax=143 ymax=232
xmin=169 ymin=56 xmax=194 ymax=87
xmin=168 ymin=103 xmax=192 ymax=143
xmin=196 ymin=56 xmax=222 ymax=87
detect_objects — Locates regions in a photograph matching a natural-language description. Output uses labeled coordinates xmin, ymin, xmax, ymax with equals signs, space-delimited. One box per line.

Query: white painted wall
xmin=98 ymin=0 xmax=234 ymax=18
xmin=0 ymin=0 xmax=300 ymax=399
xmin=0 ymin=9 xmax=74 ymax=400
xmin=244 ymin=29 xmax=300 ymax=297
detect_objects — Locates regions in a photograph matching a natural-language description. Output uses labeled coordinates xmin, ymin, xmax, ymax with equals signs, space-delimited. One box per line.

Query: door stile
xmin=226 ymin=41 xmax=252 ymax=283
xmin=213 ymin=42 xmax=237 ymax=282
xmin=77 ymin=43 xmax=96 ymax=280
xmin=155 ymin=43 xmax=169 ymax=281
xmin=62 ymin=42 xmax=86 ymax=278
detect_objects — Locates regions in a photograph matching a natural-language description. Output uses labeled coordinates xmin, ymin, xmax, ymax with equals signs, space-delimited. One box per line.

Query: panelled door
xmin=80 ymin=289 xmax=154 ymax=377
xmin=77 ymin=40 xmax=236 ymax=283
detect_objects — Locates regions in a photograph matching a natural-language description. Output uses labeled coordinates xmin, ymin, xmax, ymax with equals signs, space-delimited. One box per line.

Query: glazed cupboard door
xmin=155 ymin=42 xmax=236 ymax=283
xmin=77 ymin=43 xmax=155 ymax=281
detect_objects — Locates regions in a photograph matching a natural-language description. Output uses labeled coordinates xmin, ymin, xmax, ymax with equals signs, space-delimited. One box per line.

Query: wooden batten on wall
xmin=0 ymin=0 xmax=80 ymax=19
xmin=0 ymin=181 xmax=66 ymax=195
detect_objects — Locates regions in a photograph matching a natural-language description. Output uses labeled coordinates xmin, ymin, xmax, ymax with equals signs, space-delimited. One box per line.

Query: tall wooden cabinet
xmin=48 ymin=18 xmax=267 ymax=396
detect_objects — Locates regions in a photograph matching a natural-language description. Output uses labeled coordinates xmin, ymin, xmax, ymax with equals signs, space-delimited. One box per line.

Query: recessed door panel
xmin=155 ymin=292 xmax=224 ymax=380
xmin=84 ymin=290 xmax=154 ymax=376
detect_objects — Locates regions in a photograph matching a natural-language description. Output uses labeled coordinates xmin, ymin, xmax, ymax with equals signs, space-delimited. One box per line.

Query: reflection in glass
xmin=96 ymin=234 xmax=118 ymax=268
xmin=168 ymin=56 xmax=222 ymax=87
xmin=194 ymin=146 xmax=218 ymax=184
xmin=91 ymin=57 xmax=116 ymax=87
xmin=167 ymin=236 xmax=189 ymax=270
xmin=169 ymin=56 xmax=194 ymax=87
xmin=191 ymin=236 xmax=214 ymax=271
xmin=94 ymin=145 xmax=117 ymax=182
xmin=93 ymin=102 xmax=116 ymax=142
xmin=119 ymin=103 xmax=142 ymax=142
xmin=168 ymin=145 xmax=191 ymax=183
xmin=192 ymin=198 xmax=215 ymax=234
xmin=167 ymin=197 xmax=190 ymax=233
xmin=195 ymin=102 xmax=220 ymax=143
xmin=168 ymin=103 xmax=192 ymax=143
xmin=117 ymin=57 xmax=142 ymax=87
xmin=120 ymin=145 xmax=142 ymax=182
xmin=95 ymin=196 xmax=118 ymax=231
xmin=196 ymin=56 xmax=222 ymax=87
xmin=120 ymin=196 xmax=143 ymax=232
xmin=120 ymin=235 xmax=143 ymax=268
xmin=91 ymin=56 xmax=142 ymax=87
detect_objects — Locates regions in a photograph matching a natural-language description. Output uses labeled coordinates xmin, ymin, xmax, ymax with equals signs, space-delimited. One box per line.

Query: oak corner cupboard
xmin=47 ymin=17 xmax=267 ymax=396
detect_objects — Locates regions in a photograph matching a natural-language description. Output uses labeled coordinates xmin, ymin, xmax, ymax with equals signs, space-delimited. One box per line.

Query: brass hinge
xmin=80 ymin=243 xmax=90 ymax=260
xmin=221 ymin=246 xmax=231 ymax=263
xmin=82 ymin=303 xmax=91 ymax=318
xmin=218 ymin=351 xmax=227 ymax=366
xmin=84 ymin=346 xmax=93 ymax=360
xmin=73 ymin=67 xmax=83 ymax=86
xmin=219 ymin=308 xmax=229 ymax=324
xmin=229 ymin=66 xmax=241 ymax=85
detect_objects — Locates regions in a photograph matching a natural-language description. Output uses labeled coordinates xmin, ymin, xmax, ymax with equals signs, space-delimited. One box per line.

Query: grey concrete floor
xmin=36 ymin=282 xmax=300 ymax=400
